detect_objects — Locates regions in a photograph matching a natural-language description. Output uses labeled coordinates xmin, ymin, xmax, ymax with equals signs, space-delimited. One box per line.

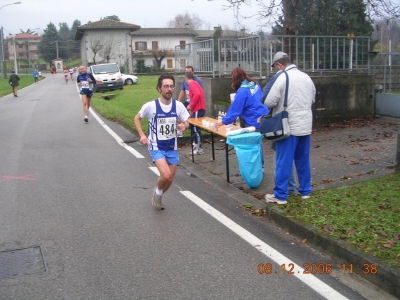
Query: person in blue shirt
xmin=33 ymin=70 xmax=39 ymax=83
xmin=215 ymin=67 xmax=269 ymax=168
xmin=77 ymin=65 xmax=96 ymax=123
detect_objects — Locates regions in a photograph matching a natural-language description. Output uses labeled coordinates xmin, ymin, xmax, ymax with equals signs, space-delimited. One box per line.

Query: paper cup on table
xmin=205 ymin=121 xmax=210 ymax=127
xmin=230 ymin=93 xmax=236 ymax=103
xmin=202 ymin=120 xmax=206 ymax=126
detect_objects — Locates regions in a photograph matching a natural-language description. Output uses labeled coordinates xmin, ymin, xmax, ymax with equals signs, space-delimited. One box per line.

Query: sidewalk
xmin=177 ymin=115 xmax=400 ymax=298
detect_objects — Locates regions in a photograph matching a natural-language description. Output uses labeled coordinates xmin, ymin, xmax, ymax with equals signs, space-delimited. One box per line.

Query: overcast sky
xmin=1 ymin=0 xmax=266 ymax=37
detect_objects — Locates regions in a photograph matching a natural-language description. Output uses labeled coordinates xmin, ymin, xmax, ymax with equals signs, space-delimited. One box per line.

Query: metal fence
xmin=174 ymin=39 xmax=215 ymax=77
xmin=217 ymin=36 xmax=262 ymax=77
xmin=265 ymin=35 xmax=371 ymax=76
xmin=174 ymin=35 xmax=400 ymax=92
xmin=371 ymin=52 xmax=400 ymax=93
xmin=175 ymin=36 xmax=262 ymax=78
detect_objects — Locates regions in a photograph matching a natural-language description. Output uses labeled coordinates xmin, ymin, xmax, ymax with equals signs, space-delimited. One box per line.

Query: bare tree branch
xmin=89 ymin=36 xmax=104 ymax=65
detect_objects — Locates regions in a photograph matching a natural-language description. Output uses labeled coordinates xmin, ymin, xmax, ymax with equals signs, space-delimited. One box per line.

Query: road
xmin=0 ymin=74 xmax=395 ymax=300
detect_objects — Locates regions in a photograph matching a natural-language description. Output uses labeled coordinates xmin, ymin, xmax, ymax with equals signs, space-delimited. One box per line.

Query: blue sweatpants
xmin=274 ymin=135 xmax=312 ymax=200
xmin=190 ymin=109 xmax=205 ymax=146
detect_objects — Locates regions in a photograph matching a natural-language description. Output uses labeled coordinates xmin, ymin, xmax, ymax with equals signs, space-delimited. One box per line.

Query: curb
xmin=266 ymin=206 xmax=400 ymax=298
xmin=178 ymin=152 xmax=400 ymax=299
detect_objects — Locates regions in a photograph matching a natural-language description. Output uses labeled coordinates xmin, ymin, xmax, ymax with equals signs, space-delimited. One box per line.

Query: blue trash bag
xmin=227 ymin=132 xmax=263 ymax=188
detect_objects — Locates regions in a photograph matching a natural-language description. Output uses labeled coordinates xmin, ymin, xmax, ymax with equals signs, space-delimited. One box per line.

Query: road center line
xmin=180 ymin=190 xmax=349 ymax=300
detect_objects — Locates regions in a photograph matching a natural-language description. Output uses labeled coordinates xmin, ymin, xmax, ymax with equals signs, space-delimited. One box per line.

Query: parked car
xmin=121 ymin=74 xmax=138 ymax=85
xmin=89 ymin=63 xmax=123 ymax=92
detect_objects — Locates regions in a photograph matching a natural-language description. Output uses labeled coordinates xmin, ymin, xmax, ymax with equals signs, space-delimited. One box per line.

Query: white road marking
xmin=180 ymin=190 xmax=349 ymax=300
xmin=75 ymin=87 xmax=144 ymax=158
xmin=149 ymin=167 xmax=160 ymax=176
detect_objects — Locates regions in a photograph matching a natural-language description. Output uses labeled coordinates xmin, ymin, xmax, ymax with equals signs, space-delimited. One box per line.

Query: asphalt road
xmin=0 ymin=74 xmax=395 ymax=300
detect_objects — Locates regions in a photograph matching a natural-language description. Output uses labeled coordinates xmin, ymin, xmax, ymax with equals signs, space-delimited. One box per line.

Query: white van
xmin=89 ymin=63 xmax=123 ymax=92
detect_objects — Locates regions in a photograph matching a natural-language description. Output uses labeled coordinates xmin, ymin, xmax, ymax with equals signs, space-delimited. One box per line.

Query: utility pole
xmin=56 ymin=41 xmax=59 ymax=58
xmin=1 ymin=26 xmax=7 ymax=79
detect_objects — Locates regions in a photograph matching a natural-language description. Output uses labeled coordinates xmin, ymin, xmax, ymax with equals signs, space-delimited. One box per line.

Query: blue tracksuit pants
xmin=274 ymin=135 xmax=312 ymax=200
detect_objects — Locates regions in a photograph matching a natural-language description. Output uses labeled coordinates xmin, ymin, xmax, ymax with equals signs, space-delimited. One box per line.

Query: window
xmin=152 ymin=41 xmax=158 ymax=50
xmin=135 ymin=41 xmax=147 ymax=51
xmin=180 ymin=59 xmax=186 ymax=68
xmin=167 ymin=59 xmax=172 ymax=68
xmin=180 ymin=41 xmax=186 ymax=50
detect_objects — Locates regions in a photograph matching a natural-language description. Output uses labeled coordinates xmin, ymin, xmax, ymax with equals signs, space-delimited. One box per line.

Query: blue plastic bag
xmin=227 ymin=132 xmax=263 ymax=188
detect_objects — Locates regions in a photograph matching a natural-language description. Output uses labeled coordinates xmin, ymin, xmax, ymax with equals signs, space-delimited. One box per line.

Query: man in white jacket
xmin=263 ymin=52 xmax=316 ymax=204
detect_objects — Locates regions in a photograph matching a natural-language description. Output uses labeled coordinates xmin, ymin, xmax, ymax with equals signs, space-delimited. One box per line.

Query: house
xmin=7 ymin=33 xmax=42 ymax=68
xmin=75 ymin=19 xmax=141 ymax=73
xmin=74 ymin=19 xmax=257 ymax=74
xmin=130 ymin=28 xmax=198 ymax=71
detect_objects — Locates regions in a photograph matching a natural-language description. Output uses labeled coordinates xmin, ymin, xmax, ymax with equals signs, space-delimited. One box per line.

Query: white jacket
xmin=264 ymin=64 xmax=315 ymax=136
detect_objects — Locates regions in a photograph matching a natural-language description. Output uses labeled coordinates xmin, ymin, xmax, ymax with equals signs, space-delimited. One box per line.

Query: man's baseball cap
xmin=271 ymin=51 xmax=289 ymax=67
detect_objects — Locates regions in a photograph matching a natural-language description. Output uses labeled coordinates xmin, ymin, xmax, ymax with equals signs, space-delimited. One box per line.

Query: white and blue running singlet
xmin=77 ymin=73 xmax=95 ymax=94
xmin=148 ymin=99 xmax=178 ymax=151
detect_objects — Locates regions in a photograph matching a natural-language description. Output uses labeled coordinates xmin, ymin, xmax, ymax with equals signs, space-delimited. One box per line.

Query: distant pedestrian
xmin=77 ymin=65 xmax=96 ymax=123
xmin=69 ymin=68 xmax=74 ymax=80
xmin=39 ymin=71 xmax=42 ymax=78
xmin=33 ymin=69 xmax=39 ymax=83
xmin=263 ymin=51 xmax=316 ymax=204
xmin=9 ymin=70 xmax=20 ymax=97
xmin=134 ymin=73 xmax=190 ymax=211
xmin=63 ymin=68 xmax=69 ymax=83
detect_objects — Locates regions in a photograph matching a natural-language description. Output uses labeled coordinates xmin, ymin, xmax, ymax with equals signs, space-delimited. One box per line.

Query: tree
xmin=88 ymin=36 xmax=104 ymax=65
xmin=19 ymin=29 xmax=35 ymax=34
xmin=224 ymin=0 xmax=400 ymax=36
xmin=101 ymin=15 xmax=120 ymax=21
xmin=273 ymin=0 xmax=374 ymax=36
xmin=69 ymin=19 xmax=81 ymax=59
xmin=166 ymin=12 xmax=204 ymax=29
xmin=38 ymin=23 xmax=61 ymax=64
xmin=151 ymin=48 xmax=172 ymax=71
xmin=99 ymin=36 xmax=121 ymax=63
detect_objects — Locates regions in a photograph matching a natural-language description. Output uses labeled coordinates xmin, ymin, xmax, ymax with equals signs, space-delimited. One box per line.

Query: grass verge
xmin=284 ymin=173 xmax=400 ymax=268
xmin=0 ymin=75 xmax=45 ymax=97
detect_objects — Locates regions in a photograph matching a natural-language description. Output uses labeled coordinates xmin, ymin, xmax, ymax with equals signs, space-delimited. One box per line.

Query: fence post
xmin=396 ymin=133 xmax=400 ymax=173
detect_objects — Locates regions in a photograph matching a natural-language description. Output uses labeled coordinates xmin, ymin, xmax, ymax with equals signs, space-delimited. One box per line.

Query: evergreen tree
xmin=69 ymin=20 xmax=81 ymax=59
xmin=101 ymin=15 xmax=120 ymax=21
xmin=273 ymin=0 xmax=373 ymax=36
xmin=38 ymin=23 xmax=61 ymax=64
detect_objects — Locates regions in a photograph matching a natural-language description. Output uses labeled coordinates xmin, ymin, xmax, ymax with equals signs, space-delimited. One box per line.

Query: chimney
xmin=213 ymin=26 xmax=221 ymax=31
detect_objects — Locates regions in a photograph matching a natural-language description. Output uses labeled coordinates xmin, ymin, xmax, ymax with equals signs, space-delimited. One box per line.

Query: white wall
xmin=80 ymin=29 xmax=132 ymax=73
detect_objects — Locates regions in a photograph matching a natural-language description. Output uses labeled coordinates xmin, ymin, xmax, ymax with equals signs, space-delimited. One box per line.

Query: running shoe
xmin=151 ymin=187 xmax=163 ymax=211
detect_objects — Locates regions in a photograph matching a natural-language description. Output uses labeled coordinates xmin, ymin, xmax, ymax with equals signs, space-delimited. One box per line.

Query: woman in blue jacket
xmin=215 ymin=67 xmax=269 ymax=168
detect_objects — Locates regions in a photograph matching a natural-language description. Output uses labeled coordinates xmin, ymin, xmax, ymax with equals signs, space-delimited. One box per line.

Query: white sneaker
xmin=301 ymin=195 xmax=310 ymax=199
xmin=189 ymin=146 xmax=204 ymax=155
xmin=177 ymin=131 xmax=183 ymax=137
xmin=265 ymin=194 xmax=287 ymax=205
xmin=151 ymin=187 xmax=163 ymax=211
xmin=84 ymin=116 xmax=88 ymax=123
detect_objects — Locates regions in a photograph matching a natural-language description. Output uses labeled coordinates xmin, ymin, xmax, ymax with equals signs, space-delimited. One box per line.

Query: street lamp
xmin=1 ymin=2 xmax=22 ymax=78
